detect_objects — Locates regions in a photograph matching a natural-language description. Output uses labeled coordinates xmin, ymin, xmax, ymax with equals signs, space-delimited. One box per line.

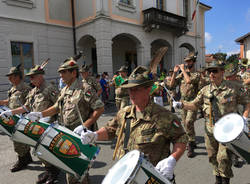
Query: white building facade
xmin=0 ymin=0 xmax=211 ymax=98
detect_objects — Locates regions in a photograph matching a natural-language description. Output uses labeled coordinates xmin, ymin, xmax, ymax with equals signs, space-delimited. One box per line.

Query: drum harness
xmin=207 ymin=86 xmax=220 ymax=136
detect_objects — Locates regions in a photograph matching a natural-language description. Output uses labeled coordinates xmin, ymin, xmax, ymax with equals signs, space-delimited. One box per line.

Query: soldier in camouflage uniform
xmin=179 ymin=60 xmax=250 ymax=184
xmin=79 ymin=66 xmax=187 ymax=182
xmin=80 ymin=64 xmax=102 ymax=96
xmin=150 ymin=80 xmax=164 ymax=106
xmin=170 ymin=52 xmax=201 ymax=158
xmin=113 ymin=66 xmax=130 ymax=110
xmin=0 ymin=65 xmax=32 ymax=172
xmin=1 ymin=65 xmax=60 ymax=184
xmin=27 ymin=59 xmax=104 ymax=184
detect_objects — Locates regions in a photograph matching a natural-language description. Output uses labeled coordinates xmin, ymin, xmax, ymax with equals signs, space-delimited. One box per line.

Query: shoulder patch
xmin=85 ymin=90 xmax=92 ymax=97
xmin=172 ymin=120 xmax=181 ymax=128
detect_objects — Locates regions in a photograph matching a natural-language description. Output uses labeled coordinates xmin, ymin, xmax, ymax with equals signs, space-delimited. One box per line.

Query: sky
xmin=201 ymin=0 xmax=250 ymax=56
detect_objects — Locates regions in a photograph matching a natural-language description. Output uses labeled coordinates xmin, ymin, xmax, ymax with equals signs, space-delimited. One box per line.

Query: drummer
xmin=25 ymin=58 xmax=104 ymax=184
xmin=173 ymin=59 xmax=250 ymax=184
xmin=0 ymin=64 xmax=32 ymax=172
xmin=77 ymin=66 xmax=187 ymax=183
xmin=0 ymin=64 xmax=60 ymax=184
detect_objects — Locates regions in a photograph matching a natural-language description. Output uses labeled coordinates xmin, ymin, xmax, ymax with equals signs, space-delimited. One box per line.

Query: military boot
xmin=221 ymin=177 xmax=230 ymax=184
xmin=36 ymin=170 xmax=49 ymax=184
xmin=215 ymin=176 xmax=222 ymax=184
xmin=187 ymin=142 xmax=195 ymax=158
xmin=45 ymin=166 xmax=60 ymax=184
xmin=10 ymin=155 xmax=29 ymax=172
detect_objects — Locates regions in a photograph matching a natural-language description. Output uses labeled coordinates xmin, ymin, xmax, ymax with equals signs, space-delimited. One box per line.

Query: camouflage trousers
xmin=115 ymin=97 xmax=129 ymax=110
xmin=13 ymin=141 xmax=30 ymax=157
xmin=181 ymin=109 xmax=197 ymax=142
xmin=205 ymin=130 xmax=233 ymax=178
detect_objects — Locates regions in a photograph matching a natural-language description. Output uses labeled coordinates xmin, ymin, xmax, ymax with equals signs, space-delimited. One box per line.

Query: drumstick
xmin=161 ymin=83 xmax=176 ymax=102
xmin=72 ymin=97 xmax=87 ymax=133
xmin=112 ymin=118 xmax=126 ymax=160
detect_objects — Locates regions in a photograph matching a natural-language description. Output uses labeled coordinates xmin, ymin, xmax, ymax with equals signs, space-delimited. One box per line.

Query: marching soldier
xmin=26 ymin=59 xmax=104 ymax=184
xmin=0 ymin=64 xmax=60 ymax=184
xmin=150 ymin=80 xmax=164 ymax=106
xmin=0 ymin=65 xmax=32 ymax=172
xmin=113 ymin=66 xmax=130 ymax=110
xmin=76 ymin=66 xmax=187 ymax=183
xmin=174 ymin=60 xmax=250 ymax=184
xmin=80 ymin=64 xmax=102 ymax=97
xmin=170 ymin=52 xmax=200 ymax=158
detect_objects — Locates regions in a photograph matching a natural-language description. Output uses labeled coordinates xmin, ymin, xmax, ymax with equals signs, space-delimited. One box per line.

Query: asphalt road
xmin=0 ymin=105 xmax=249 ymax=184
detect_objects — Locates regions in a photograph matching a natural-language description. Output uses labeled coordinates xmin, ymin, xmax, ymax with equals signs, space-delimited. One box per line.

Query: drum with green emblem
xmin=0 ymin=106 xmax=20 ymax=136
xmin=34 ymin=123 xmax=99 ymax=181
xmin=12 ymin=117 xmax=50 ymax=147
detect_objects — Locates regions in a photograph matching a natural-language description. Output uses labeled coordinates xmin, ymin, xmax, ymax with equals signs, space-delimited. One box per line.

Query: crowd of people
xmin=0 ymin=53 xmax=249 ymax=184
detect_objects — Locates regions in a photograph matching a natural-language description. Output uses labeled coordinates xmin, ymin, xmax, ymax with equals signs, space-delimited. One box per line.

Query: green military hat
xmin=224 ymin=62 xmax=238 ymax=77
xmin=121 ymin=66 xmax=154 ymax=88
xmin=184 ymin=52 xmax=197 ymax=62
xmin=6 ymin=64 xmax=22 ymax=76
xmin=205 ymin=60 xmax=225 ymax=70
xmin=58 ymin=59 xmax=78 ymax=72
xmin=26 ymin=65 xmax=45 ymax=76
xmin=117 ymin=65 xmax=128 ymax=72
xmin=79 ymin=64 xmax=90 ymax=72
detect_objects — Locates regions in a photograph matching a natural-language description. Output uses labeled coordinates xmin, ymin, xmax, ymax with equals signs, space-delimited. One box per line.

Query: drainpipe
xmin=71 ymin=0 xmax=77 ymax=54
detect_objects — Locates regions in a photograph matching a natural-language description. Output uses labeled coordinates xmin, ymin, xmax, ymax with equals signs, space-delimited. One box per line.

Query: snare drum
xmin=213 ymin=113 xmax=250 ymax=164
xmin=102 ymin=150 xmax=172 ymax=184
xmin=0 ymin=106 xmax=20 ymax=136
xmin=34 ymin=123 xmax=99 ymax=181
xmin=12 ymin=118 xmax=50 ymax=147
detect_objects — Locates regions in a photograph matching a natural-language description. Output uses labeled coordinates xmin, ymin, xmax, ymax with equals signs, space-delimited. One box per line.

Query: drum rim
xmin=214 ymin=113 xmax=245 ymax=143
xmin=102 ymin=150 xmax=141 ymax=184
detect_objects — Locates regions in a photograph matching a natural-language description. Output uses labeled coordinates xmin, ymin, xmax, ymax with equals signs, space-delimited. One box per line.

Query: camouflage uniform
xmin=150 ymin=81 xmax=164 ymax=106
xmin=25 ymin=65 xmax=60 ymax=183
xmin=8 ymin=82 xmax=32 ymax=159
xmin=55 ymin=61 xmax=104 ymax=184
xmin=83 ymin=76 xmax=102 ymax=94
xmin=114 ymin=75 xmax=129 ymax=110
xmin=188 ymin=80 xmax=249 ymax=178
xmin=53 ymin=79 xmax=104 ymax=131
xmin=105 ymin=101 xmax=187 ymax=165
xmin=80 ymin=64 xmax=102 ymax=94
xmin=24 ymin=81 xmax=58 ymax=122
xmin=173 ymin=71 xmax=200 ymax=143
xmin=105 ymin=66 xmax=187 ymax=166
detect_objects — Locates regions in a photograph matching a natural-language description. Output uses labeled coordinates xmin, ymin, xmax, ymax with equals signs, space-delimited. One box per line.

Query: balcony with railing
xmin=143 ymin=8 xmax=188 ymax=36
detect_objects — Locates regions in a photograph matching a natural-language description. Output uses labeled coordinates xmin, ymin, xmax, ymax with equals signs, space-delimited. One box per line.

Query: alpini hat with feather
xmin=184 ymin=52 xmax=198 ymax=62
xmin=6 ymin=64 xmax=22 ymax=76
xmin=121 ymin=66 xmax=154 ymax=88
xmin=26 ymin=58 xmax=49 ymax=76
xmin=58 ymin=51 xmax=84 ymax=72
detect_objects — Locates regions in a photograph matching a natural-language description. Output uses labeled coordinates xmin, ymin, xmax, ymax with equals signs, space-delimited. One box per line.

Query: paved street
xmin=0 ymin=105 xmax=249 ymax=184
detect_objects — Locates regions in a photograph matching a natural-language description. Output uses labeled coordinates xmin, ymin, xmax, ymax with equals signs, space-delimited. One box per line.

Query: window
xmin=120 ymin=0 xmax=133 ymax=5
xmin=117 ymin=0 xmax=136 ymax=13
xmin=11 ymin=42 xmax=34 ymax=79
xmin=2 ymin=0 xmax=35 ymax=9
xmin=156 ymin=0 xmax=164 ymax=10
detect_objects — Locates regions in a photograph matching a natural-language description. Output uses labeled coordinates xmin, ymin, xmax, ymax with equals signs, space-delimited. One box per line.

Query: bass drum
xmin=34 ymin=123 xmax=100 ymax=182
xmin=12 ymin=117 xmax=50 ymax=147
xmin=0 ymin=106 xmax=20 ymax=136
xmin=213 ymin=113 xmax=250 ymax=164
xmin=102 ymin=150 xmax=172 ymax=184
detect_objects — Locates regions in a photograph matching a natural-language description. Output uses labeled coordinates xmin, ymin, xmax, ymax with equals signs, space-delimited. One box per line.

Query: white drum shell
xmin=102 ymin=150 xmax=172 ymax=184
xmin=214 ymin=113 xmax=250 ymax=164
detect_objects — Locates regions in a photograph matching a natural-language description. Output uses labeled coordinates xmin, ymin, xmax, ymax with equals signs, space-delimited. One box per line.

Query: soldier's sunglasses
xmin=207 ymin=69 xmax=219 ymax=74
